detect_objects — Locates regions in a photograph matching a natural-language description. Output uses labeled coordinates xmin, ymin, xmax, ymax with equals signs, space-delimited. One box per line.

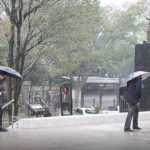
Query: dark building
xmin=135 ymin=43 xmax=150 ymax=111
xmin=62 ymin=76 xmax=120 ymax=108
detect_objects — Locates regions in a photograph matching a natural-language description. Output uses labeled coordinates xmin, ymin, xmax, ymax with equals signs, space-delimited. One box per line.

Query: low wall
xmin=9 ymin=111 xmax=150 ymax=129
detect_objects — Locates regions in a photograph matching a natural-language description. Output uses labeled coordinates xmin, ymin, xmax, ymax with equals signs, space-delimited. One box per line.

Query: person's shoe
xmin=0 ymin=127 xmax=8 ymax=132
xmin=133 ymin=127 xmax=141 ymax=130
xmin=124 ymin=129 xmax=135 ymax=132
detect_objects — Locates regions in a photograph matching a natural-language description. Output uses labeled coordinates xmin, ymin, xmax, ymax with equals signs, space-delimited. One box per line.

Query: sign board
xmin=60 ymin=82 xmax=72 ymax=116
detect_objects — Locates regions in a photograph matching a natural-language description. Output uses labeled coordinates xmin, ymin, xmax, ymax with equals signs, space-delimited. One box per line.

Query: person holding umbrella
xmin=124 ymin=74 xmax=143 ymax=132
xmin=0 ymin=72 xmax=8 ymax=132
xmin=0 ymin=66 xmax=22 ymax=132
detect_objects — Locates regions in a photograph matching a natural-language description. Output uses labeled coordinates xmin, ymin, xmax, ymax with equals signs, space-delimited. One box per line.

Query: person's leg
xmin=0 ymin=107 xmax=8 ymax=132
xmin=0 ymin=107 xmax=3 ymax=128
xmin=133 ymin=104 xmax=141 ymax=129
xmin=124 ymin=105 xmax=134 ymax=131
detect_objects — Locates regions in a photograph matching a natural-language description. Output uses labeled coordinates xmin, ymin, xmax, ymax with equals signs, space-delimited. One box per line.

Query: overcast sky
xmin=101 ymin=0 xmax=139 ymax=7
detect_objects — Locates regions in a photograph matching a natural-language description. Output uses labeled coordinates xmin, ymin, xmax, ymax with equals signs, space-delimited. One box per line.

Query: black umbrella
xmin=0 ymin=66 xmax=22 ymax=79
xmin=120 ymin=71 xmax=150 ymax=87
xmin=126 ymin=71 xmax=150 ymax=82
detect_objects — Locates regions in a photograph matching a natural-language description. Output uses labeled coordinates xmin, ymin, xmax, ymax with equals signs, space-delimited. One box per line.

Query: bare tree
xmin=0 ymin=0 xmax=65 ymax=117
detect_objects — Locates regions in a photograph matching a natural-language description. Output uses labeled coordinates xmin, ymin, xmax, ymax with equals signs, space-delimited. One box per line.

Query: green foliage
xmin=0 ymin=12 xmax=7 ymax=65
xmin=43 ymin=0 xmax=104 ymax=78
xmin=0 ymin=17 xmax=9 ymax=32
xmin=39 ymin=0 xmax=148 ymax=89
xmin=1 ymin=0 xmax=147 ymax=85
xmin=93 ymin=104 xmax=103 ymax=114
xmin=0 ymin=45 xmax=7 ymax=65
xmin=95 ymin=0 xmax=147 ymax=77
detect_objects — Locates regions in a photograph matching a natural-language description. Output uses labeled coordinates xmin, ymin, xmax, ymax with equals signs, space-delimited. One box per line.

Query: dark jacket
xmin=125 ymin=77 xmax=142 ymax=106
xmin=0 ymin=81 xmax=4 ymax=107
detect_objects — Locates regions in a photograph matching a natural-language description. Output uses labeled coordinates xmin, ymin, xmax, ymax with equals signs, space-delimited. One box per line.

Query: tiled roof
xmin=62 ymin=76 xmax=119 ymax=84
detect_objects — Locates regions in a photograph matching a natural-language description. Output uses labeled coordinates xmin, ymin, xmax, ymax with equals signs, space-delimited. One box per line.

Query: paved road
xmin=0 ymin=121 xmax=150 ymax=150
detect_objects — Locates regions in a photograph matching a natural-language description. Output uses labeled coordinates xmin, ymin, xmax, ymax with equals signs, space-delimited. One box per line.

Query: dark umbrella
xmin=0 ymin=66 xmax=22 ymax=79
xmin=126 ymin=71 xmax=150 ymax=82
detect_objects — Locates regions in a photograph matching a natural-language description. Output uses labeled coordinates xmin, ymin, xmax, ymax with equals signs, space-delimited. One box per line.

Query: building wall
xmin=83 ymin=92 xmax=117 ymax=108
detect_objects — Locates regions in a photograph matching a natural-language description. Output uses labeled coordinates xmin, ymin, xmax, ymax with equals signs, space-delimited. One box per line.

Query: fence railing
xmin=119 ymin=96 xmax=128 ymax=112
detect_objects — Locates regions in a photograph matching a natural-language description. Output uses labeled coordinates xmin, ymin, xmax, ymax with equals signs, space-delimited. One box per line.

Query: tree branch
xmin=23 ymin=0 xmax=45 ymax=20
xmin=23 ymin=50 xmax=42 ymax=78
xmin=0 ymin=0 xmax=10 ymax=15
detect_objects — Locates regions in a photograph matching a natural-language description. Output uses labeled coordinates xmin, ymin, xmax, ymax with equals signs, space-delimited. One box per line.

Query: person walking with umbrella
xmin=0 ymin=72 xmax=8 ymax=132
xmin=124 ymin=71 xmax=148 ymax=132
xmin=0 ymin=66 xmax=22 ymax=132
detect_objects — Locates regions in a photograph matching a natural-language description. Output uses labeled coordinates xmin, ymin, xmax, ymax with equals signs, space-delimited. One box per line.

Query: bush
xmin=93 ymin=104 xmax=103 ymax=114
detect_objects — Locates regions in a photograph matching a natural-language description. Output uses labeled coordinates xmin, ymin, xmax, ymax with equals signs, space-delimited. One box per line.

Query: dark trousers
xmin=0 ymin=107 xmax=3 ymax=127
xmin=124 ymin=104 xmax=139 ymax=130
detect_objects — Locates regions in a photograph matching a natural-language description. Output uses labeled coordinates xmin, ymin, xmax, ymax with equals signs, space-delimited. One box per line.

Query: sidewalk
xmin=1 ymin=120 xmax=150 ymax=150
xmin=9 ymin=111 xmax=150 ymax=129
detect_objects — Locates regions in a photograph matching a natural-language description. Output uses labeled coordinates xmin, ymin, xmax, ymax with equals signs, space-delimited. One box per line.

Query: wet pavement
xmin=1 ymin=121 xmax=150 ymax=150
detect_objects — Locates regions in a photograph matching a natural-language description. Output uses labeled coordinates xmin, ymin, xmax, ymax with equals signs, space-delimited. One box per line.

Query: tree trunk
xmin=7 ymin=0 xmax=16 ymax=121
xmin=13 ymin=21 xmax=22 ymax=117
xmin=7 ymin=21 xmax=13 ymax=116
xmin=13 ymin=79 xmax=22 ymax=117
xmin=73 ymin=76 xmax=88 ymax=107
xmin=147 ymin=21 xmax=150 ymax=43
xmin=74 ymin=88 xmax=80 ymax=107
